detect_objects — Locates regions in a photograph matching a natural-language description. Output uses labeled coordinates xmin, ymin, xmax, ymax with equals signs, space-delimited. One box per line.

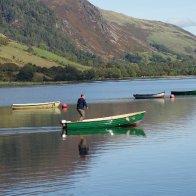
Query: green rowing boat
xmin=61 ymin=111 xmax=146 ymax=130
xmin=171 ymin=90 xmax=196 ymax=96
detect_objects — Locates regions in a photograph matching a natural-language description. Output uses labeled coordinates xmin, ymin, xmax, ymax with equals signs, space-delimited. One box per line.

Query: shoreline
xmin=0 ymin=76 xmax=196 ymax=88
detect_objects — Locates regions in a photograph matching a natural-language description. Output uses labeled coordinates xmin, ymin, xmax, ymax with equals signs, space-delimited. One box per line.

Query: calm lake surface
xmin=1 ymin=78 xmax=196 ymax=195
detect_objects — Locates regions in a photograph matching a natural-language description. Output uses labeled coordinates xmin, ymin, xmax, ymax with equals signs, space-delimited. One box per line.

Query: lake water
xmin=0 ymin=78 xmax=196 ymax=195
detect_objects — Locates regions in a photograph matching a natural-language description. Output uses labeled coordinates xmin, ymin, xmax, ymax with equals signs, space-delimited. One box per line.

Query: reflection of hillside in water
xmin=0 ymin=107 xmax=62 ymax=128
xmin=135 ymin=97 xmax=196 ymax=125
xmin=0 ymin=128 xmax=145 ymax=190
xmin=0 ymin=97 xmax=195 ymax=128
xmin=0 ymin=97 xmax=195 ymax=190
xmin=62 ymin=97 xmax=196 ymax=126
xmin=0 ymin=132 xmax=78 ymax=188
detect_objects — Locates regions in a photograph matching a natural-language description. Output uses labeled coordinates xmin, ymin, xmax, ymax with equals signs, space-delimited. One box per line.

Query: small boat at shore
xmin=61 ymin=111 xmax=146 ymax=130
xmin=171 ymin=90 xmax=196 ymax=96
xmin=12 ymin=101 xmax=61 ymax=110
xmin=133 ymin=92 xmax=165 ymax=99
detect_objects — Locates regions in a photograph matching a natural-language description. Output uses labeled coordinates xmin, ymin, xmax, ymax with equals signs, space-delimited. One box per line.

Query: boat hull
xmin=133 ymin=92 xmax=165 ymax=99
xmin=12 ymin=101 xmax=61 ymax=110
xmin=171 ymin=90 xmax=196 ymax=96
xmin=63 ymin=111 xmax=145 ymax=130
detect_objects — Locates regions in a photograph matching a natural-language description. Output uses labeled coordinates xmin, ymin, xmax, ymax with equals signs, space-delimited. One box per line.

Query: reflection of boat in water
xmin=12 ymin=107 xmax=61 ymax=114
xmin=12 ymin=101 xmax=61 ymax=110
xmin=61 ymin=111 xmax=146 ymax=130
xmin=64 ymin=127 xmax=145 ymax=136
xmin=149 ymin=98 xmax=165 ymax=104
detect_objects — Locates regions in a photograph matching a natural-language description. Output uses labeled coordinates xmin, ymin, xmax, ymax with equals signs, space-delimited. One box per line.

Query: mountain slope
xmin=39 ymin=0 xmax=196 ymax=58
xmin=1 ymin=0 xmax=196 ymax=83
xmin=0 ymin=0 xmax=196 ymax=63
xmin=39 ymin=0 xmax=117 ymax=57
xmin=101 ymin=10 xmax=196 ymax=56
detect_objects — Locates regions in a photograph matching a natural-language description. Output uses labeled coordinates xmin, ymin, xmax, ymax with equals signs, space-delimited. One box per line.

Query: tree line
xmin=1 ymin=59 xmax=196 ymax=83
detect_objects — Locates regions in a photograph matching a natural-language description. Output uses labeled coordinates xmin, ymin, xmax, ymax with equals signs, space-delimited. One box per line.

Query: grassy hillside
xmin=101 ymin=10 xmax=196 ymax=58
xmin=0 ymin=35 xmax=90 ymax=71
xmin=147 ymin=31 xmax=196 ymax=56
xmin=0 ymin=0 xmax=99 ymax=66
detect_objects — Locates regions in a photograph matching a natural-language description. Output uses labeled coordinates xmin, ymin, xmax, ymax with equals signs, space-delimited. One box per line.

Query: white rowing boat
xmin=12 ymin=101 xmax=61 ymax=110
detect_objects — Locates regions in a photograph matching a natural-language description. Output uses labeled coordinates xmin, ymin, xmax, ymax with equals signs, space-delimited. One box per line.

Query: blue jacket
xmin=77 ymin=98 xmax=87 ymax=110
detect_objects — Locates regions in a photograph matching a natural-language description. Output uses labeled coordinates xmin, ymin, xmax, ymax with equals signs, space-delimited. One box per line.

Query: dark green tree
xmin=16 ymin=63 xmax=35 ymax=81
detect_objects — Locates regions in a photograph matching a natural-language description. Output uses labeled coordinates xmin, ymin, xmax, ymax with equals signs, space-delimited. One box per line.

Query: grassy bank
xmin=0 ymin=40 xmax=89 ymax=71
xmin=0 ymin=81 xmax=71 ymax=88
xmin=1 ymin=76 xmax=195 ymax=88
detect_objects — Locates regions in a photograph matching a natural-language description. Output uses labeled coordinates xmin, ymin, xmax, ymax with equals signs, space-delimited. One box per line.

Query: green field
xmin=0 ymin=39 xmax=89 ymax=71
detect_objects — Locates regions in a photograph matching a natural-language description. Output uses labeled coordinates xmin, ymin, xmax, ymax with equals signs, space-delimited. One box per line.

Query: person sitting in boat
xmin=76 ymin=94 xmax=88 ymax=121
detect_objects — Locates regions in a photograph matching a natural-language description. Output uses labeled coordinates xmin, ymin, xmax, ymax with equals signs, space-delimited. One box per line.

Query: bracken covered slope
xmin=39 ymin=0 xmax=196 ymax=58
